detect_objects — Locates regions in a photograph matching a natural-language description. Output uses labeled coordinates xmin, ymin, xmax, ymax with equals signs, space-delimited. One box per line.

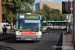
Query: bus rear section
xmin=15 ymin=14 xmax=42 ymax=41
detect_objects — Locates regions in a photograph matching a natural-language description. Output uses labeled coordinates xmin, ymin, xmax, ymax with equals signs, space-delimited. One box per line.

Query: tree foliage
xmin=2 ymin=0 xmax=35 ymax=24
xmin=33 ymin=4 xmax=67 ymax=21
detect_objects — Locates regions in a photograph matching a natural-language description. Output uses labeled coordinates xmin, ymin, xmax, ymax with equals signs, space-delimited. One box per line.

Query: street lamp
xmin=0 ymin=0 xmax=2 ymax=32
xmin=73 ymin=0 xmax=75 ymax=42
xmin=68 ymin=0 xmax=70 ymax=19
xmin=43 ymin=3 xmax=46 ymax=21
xmin=57 ymin=9 xmax=58 ymax=21
xmin=32 ymin=0 xmax=33 ymax=14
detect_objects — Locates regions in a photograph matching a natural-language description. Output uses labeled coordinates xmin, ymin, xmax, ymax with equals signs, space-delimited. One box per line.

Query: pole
xmin=71 ymin=0 xmax=73 ymax=16
xmin=43 ymin=3 xmax=45 ymax=20
xmin=32 ymin=0 xmax=33 ymax=14
xmin=0 ymin=0 xmax=2 ymax=32
xmin=67 ymin=0 xmax=70 ymax=33
xmin=68 ymin=0 xmax=70 ymax=15
xmin=73 ymin=0 xmax=75 ymax=42
xmin=57 ymin=10 xmax=58 ymax=21
xmin=0 ymin=0 xmax=2 ymax=23
xmin=44 ymin=4 xmax=45 ymax=18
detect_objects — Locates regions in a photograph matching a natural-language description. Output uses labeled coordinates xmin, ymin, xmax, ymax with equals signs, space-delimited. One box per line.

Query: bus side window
xmin=49 ymin=23 xmax=50 ymax=26
xmin=47 ymin=23 xmax=48 ymax=26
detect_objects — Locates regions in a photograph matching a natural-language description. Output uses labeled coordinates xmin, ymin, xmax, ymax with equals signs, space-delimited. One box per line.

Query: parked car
xmin=6 ymin=24 xmax=11 ymax=30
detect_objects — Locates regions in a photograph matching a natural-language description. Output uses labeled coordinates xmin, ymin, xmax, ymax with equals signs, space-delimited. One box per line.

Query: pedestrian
xmin=2 ymin=25 xmax=7 ymax=35
xmin=13 ymin=25 xmax=15 ymax=30
xmin=13 ymin=25 xmax=15 ymax=32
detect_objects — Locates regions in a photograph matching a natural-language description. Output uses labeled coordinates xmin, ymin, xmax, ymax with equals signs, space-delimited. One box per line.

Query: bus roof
xmin=43 ymin=21 xmax=67 ymax=23
xmin=17 ymin=14 xmax=40 ymax=15
xmin=16 ymin=14 xmax=42 ymax=20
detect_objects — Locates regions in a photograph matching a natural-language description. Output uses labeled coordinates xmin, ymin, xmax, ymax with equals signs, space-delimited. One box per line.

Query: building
xmin=35 ymin=1 xmax=61 ymax=11
xmin=35 ymin=3 xmax=40 ymax=10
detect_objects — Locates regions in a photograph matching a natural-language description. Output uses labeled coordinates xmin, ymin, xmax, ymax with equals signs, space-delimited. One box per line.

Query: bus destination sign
xmin=18 ymin=15 xmax=40 ymax=19
xmin=25 ymin=15 xmax=39 ymax=19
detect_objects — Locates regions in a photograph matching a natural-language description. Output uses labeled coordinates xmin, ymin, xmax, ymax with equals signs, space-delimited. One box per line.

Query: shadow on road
xmin=0 ymin=33 xmax=15 ymax=41
xmin=16 ymin=40 xmax=35 ymax=43
xmin=1 ymin=36 xmax=35 ymax=43
xmin=0 ymin=45 xmax=15 ymax=50
xmin=56 ymin=34 xmax=63 ymax=50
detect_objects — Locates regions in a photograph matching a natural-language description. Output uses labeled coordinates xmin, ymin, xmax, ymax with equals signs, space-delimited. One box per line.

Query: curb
xmin=0 ymin=36 xmax=15 ymax=41
xmin=62 ymin=32 xmax=66 ymax=50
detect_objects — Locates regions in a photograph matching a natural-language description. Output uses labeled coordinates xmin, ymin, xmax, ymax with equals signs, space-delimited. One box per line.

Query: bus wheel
xmin=47 ymin=27 xmax=50 ymax=31
xmin=16 ymin=40 xmax=20 ymax=43
xmin=35 ymin=40 xmax=39 ymax=42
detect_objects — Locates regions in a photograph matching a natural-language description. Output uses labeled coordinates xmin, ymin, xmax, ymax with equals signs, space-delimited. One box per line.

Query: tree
xmin=2 ymin=0 xmax=35 ymax=23
xmin=41 ymin=4 xmax=67 ymax=21
xmin=33 ymin=10 xmax=40 ymax=14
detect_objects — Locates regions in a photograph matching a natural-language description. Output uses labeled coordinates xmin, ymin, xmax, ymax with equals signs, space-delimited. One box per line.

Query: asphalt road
xmin=0 ymin=29 xmax=66 ymax=50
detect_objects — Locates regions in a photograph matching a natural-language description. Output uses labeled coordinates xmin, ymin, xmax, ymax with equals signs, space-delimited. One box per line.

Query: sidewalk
xmin=0 ymin=30 xmax=15 ymax=40
xmin=62 ymin=33 xmax=74 ymax=50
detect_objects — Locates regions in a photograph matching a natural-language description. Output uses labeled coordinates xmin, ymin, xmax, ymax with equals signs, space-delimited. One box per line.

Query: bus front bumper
xmin=16 ymin=35 xmax=42 ymax=41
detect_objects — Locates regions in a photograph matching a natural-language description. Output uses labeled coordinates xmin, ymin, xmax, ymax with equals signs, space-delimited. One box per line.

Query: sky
xmin=33 ymin=0 xmax=70 ymax=10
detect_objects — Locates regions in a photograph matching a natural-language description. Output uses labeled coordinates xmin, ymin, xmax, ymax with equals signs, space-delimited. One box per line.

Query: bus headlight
xmin=16 ymin=31 xmax=21 ymax=35
xmin=36 ymin=32 xmax=42 ymax=35
xmin=18 ymin=32 xmax=21 ymax=35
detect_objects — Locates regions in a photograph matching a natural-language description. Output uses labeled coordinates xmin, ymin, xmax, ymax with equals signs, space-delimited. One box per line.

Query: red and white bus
xmin=15 ymin=13 xmax=42 ymax=42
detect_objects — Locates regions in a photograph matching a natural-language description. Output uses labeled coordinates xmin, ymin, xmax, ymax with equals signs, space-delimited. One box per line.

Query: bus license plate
xmin=25 ymin=39 xmax=32 ymax=40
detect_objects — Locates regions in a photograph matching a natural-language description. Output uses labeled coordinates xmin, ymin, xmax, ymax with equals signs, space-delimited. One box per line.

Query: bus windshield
xmin=18 ymin=19 xmax=40 ymax=31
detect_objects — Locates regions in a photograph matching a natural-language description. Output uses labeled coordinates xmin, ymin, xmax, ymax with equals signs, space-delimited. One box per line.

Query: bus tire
xmin=16 ymin=40 xmax=20 ymax=43
xmin=35 ymin=40 xmax=39 ymax=42
xmin=47 ymin=27 xmax=50 ymax=31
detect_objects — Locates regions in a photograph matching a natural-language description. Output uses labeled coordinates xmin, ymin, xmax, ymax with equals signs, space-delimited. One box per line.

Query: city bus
xmin=42 ymin=21 xmax=67 ymax=31
xmin=15 ymin=13 xmax=42 ymax=42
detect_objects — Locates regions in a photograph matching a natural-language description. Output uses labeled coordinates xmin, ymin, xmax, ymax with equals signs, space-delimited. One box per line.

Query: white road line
xmin=50 ymin=33 xmax=53 ymax=34
xmin=55 ymin=33 xmax=57 ymax=34
xmin=45 ymin=33 xmax=48 ymax=34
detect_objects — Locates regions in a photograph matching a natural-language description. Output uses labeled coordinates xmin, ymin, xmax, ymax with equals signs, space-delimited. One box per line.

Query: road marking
xmin=45 ymin=32 xmax=61 ymax=35
xmin=42 ymin=44 xmax=44 ymax=45
xmin=50 ymin=33 xmax=53 ymax=34
xmin=55 ymin=33 xmax=57 ymax=34
xmin=46 ymin=33 xmax=48 ymax=34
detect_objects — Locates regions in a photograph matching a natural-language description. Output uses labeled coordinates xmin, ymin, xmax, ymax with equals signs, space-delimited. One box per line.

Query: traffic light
xmin=62 ymin=1 xmax=73 ymax=14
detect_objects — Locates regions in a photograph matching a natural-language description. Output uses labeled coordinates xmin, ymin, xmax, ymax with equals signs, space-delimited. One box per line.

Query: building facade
xmin=36 ymin=1 xmax=61 ymax=11
xmin=35 ymin=3 xmax=40 ymax=10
